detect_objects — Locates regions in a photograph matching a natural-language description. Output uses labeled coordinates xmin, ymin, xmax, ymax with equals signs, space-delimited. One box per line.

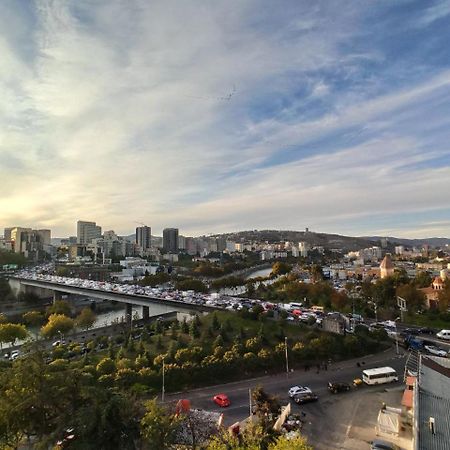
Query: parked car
xmin=403 ymin=328 xmax=420 ymax=336
xmin=328 ymin=382 xmax=351 ymax=394
xmin=288 ymin=386 xmax=312 ymax=398
xmin=293 ymin=392 xmax=318 ymax=404
xmin=424 ymin=345 xmax=447 ymax=357
xmin=418 ymin=327 xmax=435 ymax=335
xmin=9 ymin=350 xmax=20 ymax=361
xmin=436 ymin=330 xmax=450 ymax=340
xmin=370 ymin=438 xmax=400 ymax=450
xmin=52 ymin=340 xmax=66 ymax=347
xmin=213 ymin=394 xmax=230 ymax=407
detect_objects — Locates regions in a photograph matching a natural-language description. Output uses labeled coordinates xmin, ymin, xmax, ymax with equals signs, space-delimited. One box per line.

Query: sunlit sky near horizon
xmin=1 ymin=0 xmax=450 ymax=239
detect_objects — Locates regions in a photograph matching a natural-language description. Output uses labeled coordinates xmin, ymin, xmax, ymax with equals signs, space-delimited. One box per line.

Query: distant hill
xmin=209 ymin=229 xmax=379 ymax=252
xmin=362 ymin=236 xmax=450 ymax=248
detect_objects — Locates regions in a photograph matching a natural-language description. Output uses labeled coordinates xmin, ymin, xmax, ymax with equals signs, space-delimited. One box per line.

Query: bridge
xmin=9 ymin=277 xmax=217 ymax=325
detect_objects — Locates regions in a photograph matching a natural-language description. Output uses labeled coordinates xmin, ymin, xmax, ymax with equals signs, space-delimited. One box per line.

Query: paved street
xmin=164 ymin=347 xmax=406 ymax=429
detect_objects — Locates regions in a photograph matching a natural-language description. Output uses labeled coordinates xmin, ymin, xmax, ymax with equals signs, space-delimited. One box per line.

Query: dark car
xmin=293 ymin=392 xmax=318 ymax=404
xmin=328 ymin=382 xmax=351 ymax=394
xmin=370 ymin=438 xmax=399 ymax=450
xmin=418 ymin=327 xmax=435 ymax=335
xmin=403 ymin=328 xmax=420 ymax=335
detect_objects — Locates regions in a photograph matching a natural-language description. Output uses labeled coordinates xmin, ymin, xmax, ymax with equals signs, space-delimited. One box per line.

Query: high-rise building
xmin=77 ymin=221 xmax=102 ymax=245
xmin=136 ymin=226 xmax=151 ymax=251
xmin=163 ymin=228 xmax=179 ymax=253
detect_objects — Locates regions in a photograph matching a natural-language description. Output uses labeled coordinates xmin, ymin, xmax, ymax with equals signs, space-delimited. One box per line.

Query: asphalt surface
xmin=164 ymin=347 xmax=406 ymax=427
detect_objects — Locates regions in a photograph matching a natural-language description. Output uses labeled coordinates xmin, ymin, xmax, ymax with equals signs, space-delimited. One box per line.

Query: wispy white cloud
xmin=0 ymin=0 xmax=449 ymax=238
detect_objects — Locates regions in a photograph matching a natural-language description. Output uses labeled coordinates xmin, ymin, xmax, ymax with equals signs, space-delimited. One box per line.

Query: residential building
xmin=163 ymin=228 xmax=179 ymax=253
xmin=77 ymin=220 xmax=102 ymax=245
xmin=298 ymin=241 xmax=308 ymax=257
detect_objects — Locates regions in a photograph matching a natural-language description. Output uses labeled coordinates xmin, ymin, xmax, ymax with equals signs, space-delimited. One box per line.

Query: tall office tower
xmin=36 ymin=229 xmax=51 ymax=246
xmin=163 ymin=228 xmax=179 ymax=253
xmin=136 ymin=226 xmax=151 ymax=251
xmin=77 ymin=220 xmax=102 ymax=245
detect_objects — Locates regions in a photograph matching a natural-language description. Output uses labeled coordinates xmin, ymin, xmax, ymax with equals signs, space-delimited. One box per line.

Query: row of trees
xmin=0 ymin=303 xmax=97 ymax=347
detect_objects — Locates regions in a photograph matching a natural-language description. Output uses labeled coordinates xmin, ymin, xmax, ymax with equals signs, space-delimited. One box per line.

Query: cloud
xmin=0 ymin=0 xmax=449 ymax=239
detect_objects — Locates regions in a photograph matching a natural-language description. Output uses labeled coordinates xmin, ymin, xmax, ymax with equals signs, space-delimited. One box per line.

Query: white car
xmin=436 ymin=330 xmax=450 ymax=340
xmin=9 ymin=350 xmax=20 ymax=361
xmin=424 ymin=345 xmax=447 ymax=357
xmin=288 ymin=385 xmax=312 ymax=398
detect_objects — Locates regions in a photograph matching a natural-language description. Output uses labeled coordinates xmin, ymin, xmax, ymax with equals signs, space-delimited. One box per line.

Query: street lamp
xmin=394 ymin=317 xmax=401 ymax=356
xmin=285 ymin=336 xmax=289 ymax=376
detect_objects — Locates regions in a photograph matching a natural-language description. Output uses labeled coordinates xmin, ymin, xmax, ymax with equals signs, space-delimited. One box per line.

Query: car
xmin=213 ymin=394 xmax=230 ymax=407
xmin=424 ymin=345 xmax=447 ymax=357
xmin=9 ymin=350 xmax=20 ymax=361
xmin=52 ymin=340 xmax=66 ymax=347
xmin=436 ymin=330 xmax=450 ymax=340
xmin=292 ymin=392 xmax=318 ymax=404
xmin=418 ymin=327 xmax=435 ymax=335
xmin=370 ymin=438 xmax=400 ymax=450
xmin=403 ymin=328 xmax=420 ymax=335
xmin=288 ymin=386 xmax=312 ymax=398
xmin=328 ymin=381 xmax=351 ymax=394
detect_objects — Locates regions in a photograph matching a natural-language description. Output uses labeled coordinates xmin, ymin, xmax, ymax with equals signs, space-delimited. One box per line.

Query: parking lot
xmin=300 ymin=385 xmax=411 ymax=450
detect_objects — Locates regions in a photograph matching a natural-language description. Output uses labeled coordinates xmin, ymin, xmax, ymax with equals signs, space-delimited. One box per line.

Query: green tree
xmin=181 ymin=318 xmax=189 ymax=334
xmin=41 ymin=314 xmax=74 ymax=338
xmin=96 ymin=357 xmax=116 ymax=376
xmin=189 ymin=320 xmax=200 ymax=338
xmin=0 ymin=323 xmax=28 ymax=348
xmin=76 ymin=307 xmax=97 ymax=331
xmin=140 ymin=399 xmax=179 ymax=449
xmin=415 ymin=271 xmax=432 ymax=288
xmin=211 ymin=312 xmax=220 ymax=331
xmin=271 ymin=262 xmax=291 ymax=277
xmin=175 ymin=278 xmax=209 ymax=293
xmin=46 ymin=300 xmax=71 ymax=317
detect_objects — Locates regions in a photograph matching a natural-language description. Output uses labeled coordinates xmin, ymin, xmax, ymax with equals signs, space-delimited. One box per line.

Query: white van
xmin=362 ymin=367 xmax=398 ymax=385
xmin=436 ymin=330 xmax=450 ymax=340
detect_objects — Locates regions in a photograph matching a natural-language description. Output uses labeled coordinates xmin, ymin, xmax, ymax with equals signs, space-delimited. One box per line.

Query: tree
xmin=271 ymin=262 xmax=291 ymax=277
xmin=414 ymin=271 xmax=432 ymax=288
xmin=41 ymin=314 xmax=74 ymax=338
xmin=22 ymin=310 xmax=45 ymax=328
xmin=396 ymin=284 xmax=425 ymax=312
xmin=0 ymin=323 xmax=28 ymax=348
xmin=96 ymin=357 xmax=116 ymax=376
xmin=175 ymin=278 xmax=208 ymax=293
xmin=76 ymin=307 xmax=97 ymax=331
xmin=181 ymin=318 xmax=189 ymax=334
xmin=211 ymin=312 xmax=220 ymax=331
xmin=140 ymin=399 xmax=179 ymax=449
xmin=268 ymin=435 xmax=313 ymax=450
xmin=46 ymin=300 xmax=71 ymax=317
xmin=189 ymin=320 xmax=200 ymax=338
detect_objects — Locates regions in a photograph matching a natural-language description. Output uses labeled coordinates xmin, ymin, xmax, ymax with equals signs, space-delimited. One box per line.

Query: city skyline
xmin=1 ymin=1 xmax=450 ymax=239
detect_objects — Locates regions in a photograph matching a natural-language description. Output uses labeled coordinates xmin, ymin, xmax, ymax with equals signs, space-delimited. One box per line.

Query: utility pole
xmin=285 ymin=336 xmax=289 ymax=376
xmin=249 ymin=388 xmax=252 ymax=416
xmin=162 ymin=358 xmax=165 ymax=402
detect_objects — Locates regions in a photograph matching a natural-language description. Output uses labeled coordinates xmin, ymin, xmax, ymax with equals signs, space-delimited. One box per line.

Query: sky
xmin=1 ymin=0 xmax=450 ymax=239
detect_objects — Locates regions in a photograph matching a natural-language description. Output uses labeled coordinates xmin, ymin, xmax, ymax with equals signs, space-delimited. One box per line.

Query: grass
xmin=405 ymin=313 xmax=450 ymax=330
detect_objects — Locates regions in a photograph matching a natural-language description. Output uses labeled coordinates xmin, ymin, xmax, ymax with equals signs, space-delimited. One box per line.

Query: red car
xmin=213 ymin=394 xmax=231 ymax=407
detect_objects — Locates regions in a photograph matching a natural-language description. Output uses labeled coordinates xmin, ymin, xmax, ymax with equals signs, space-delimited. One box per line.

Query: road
xmin=164 ymin=347 xmax=406 ymax=427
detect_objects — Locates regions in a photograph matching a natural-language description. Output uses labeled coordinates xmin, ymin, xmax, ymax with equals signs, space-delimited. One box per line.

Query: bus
xmin=362 ymin=367 xmax=398 ymax=385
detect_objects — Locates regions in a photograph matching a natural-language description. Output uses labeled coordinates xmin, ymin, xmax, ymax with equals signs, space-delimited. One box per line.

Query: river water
xmin=3 ymin=266 xmax=274 ymax=350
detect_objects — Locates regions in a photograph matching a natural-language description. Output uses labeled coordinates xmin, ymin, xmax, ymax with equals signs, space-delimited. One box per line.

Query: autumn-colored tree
xmin=41 ymin=314 xmax=74 ymax=338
